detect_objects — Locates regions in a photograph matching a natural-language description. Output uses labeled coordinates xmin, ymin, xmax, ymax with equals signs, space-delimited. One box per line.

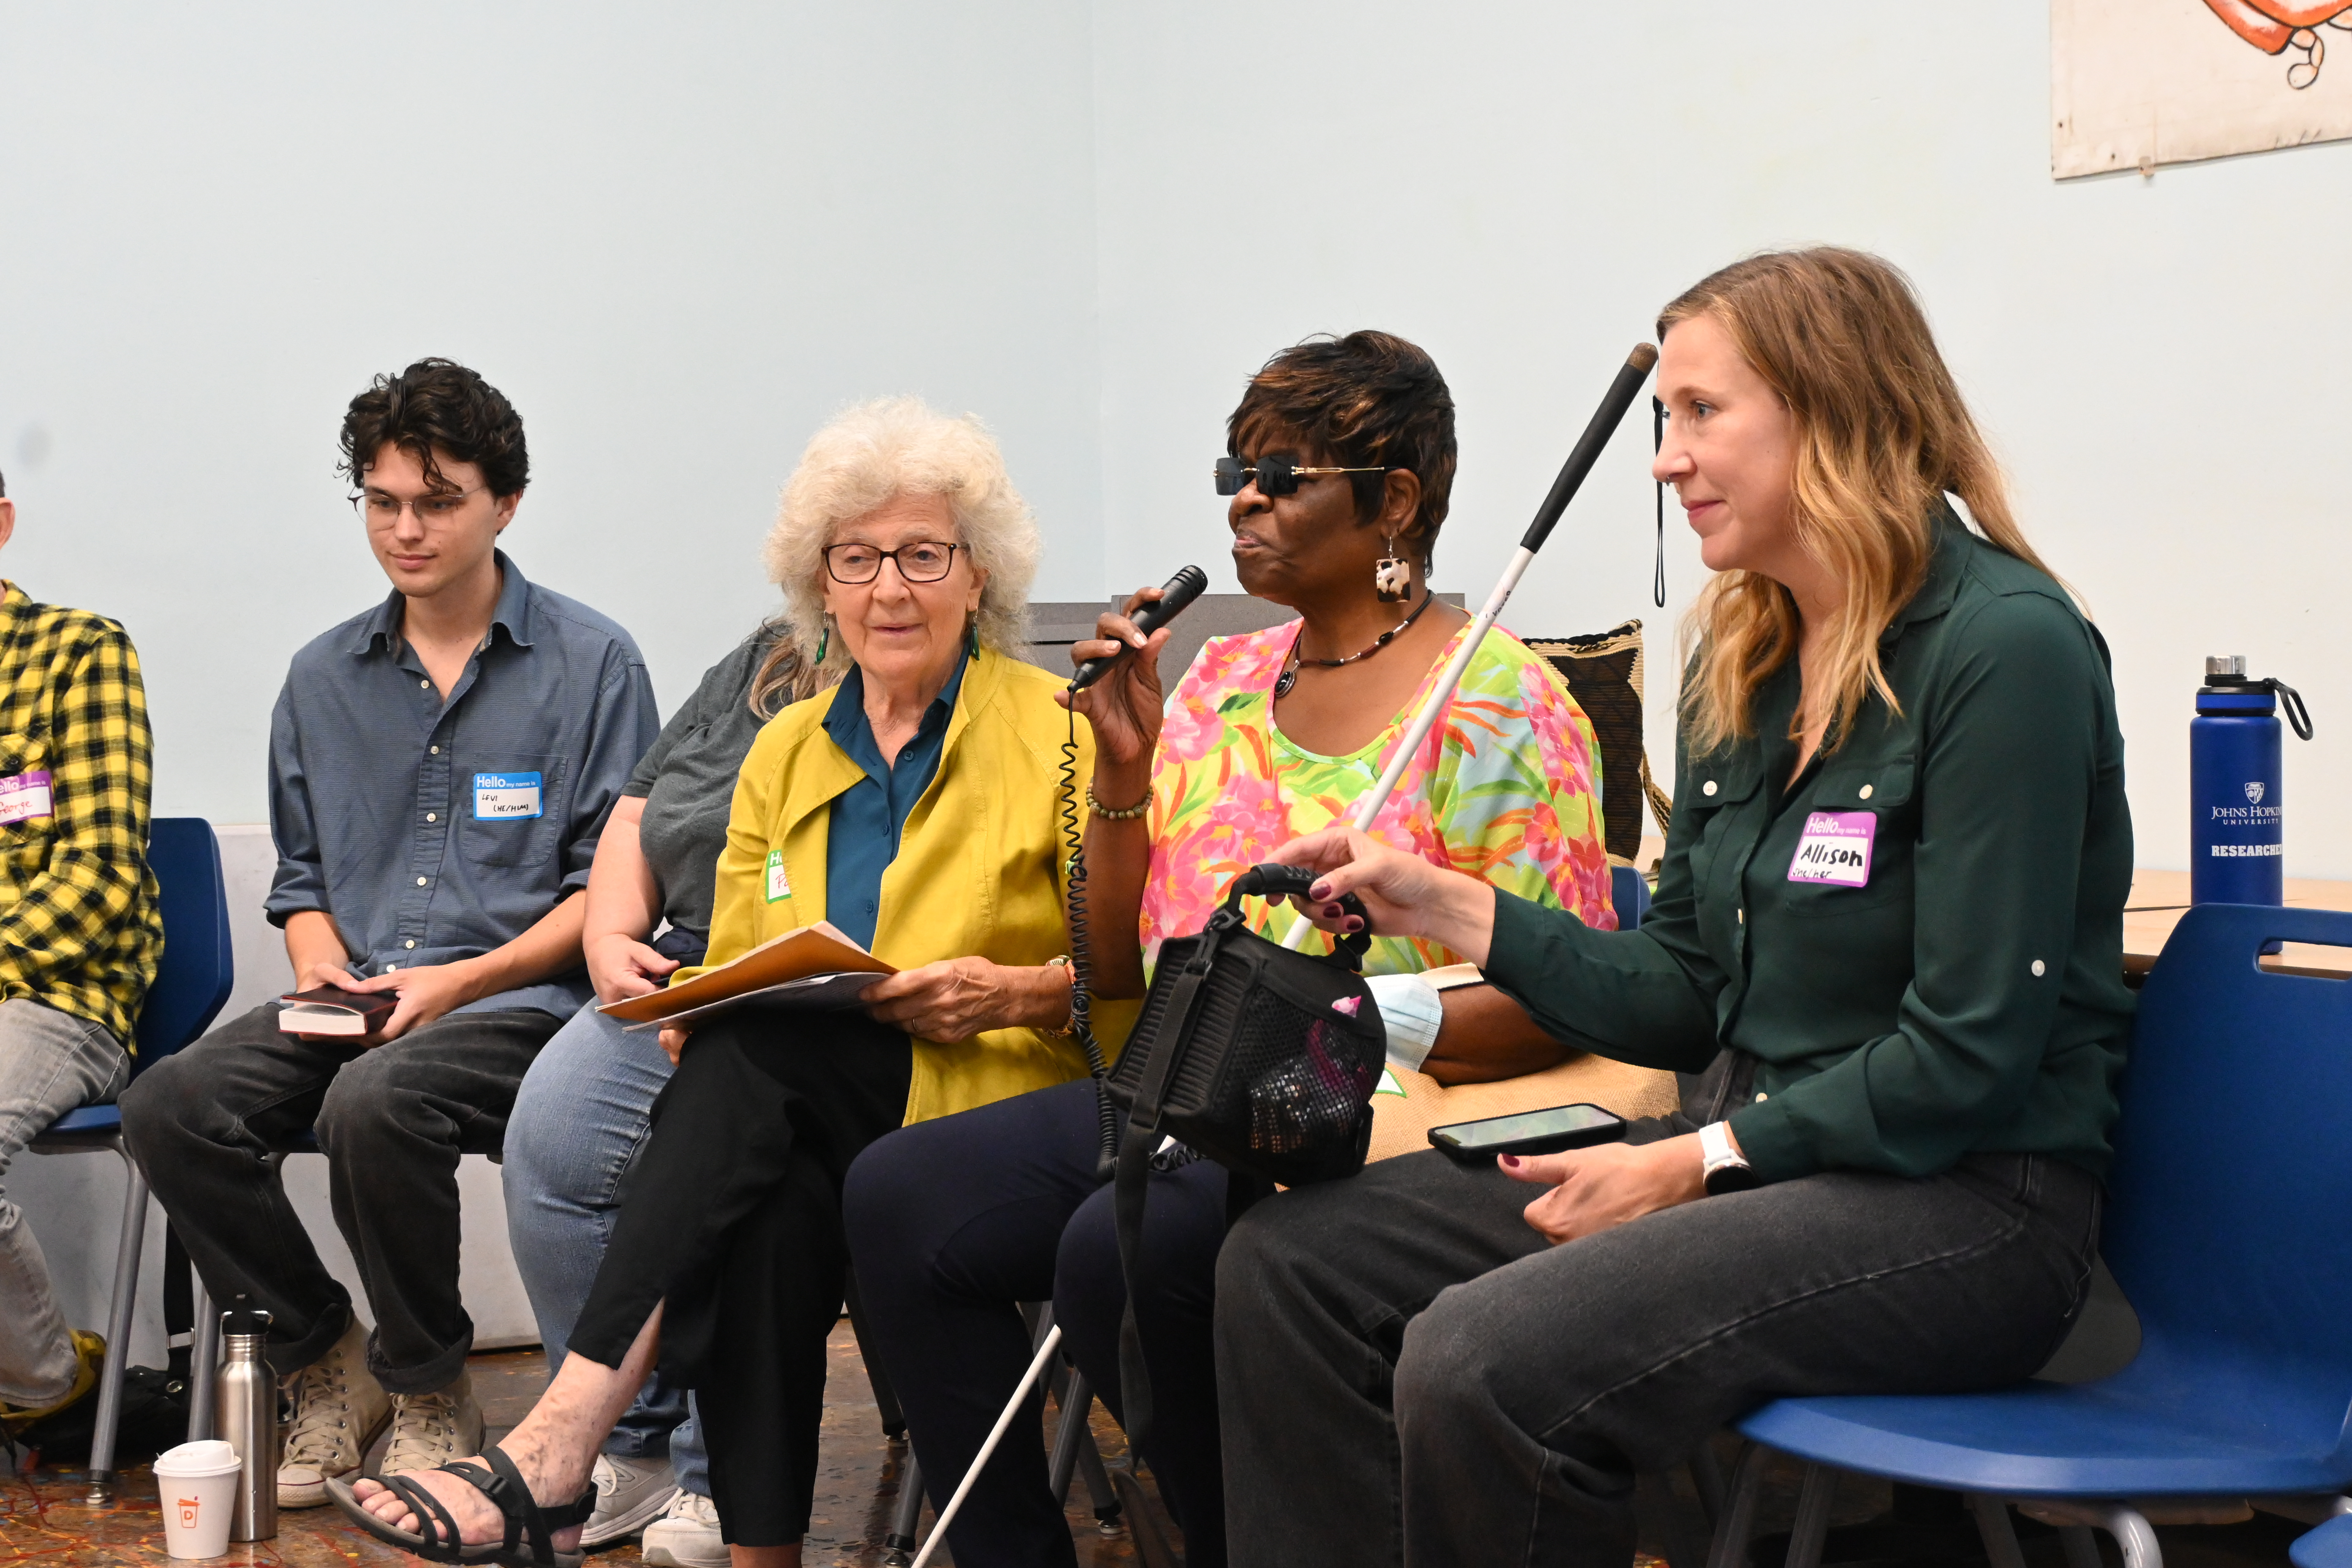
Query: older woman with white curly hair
xmin=337 ymin=397 xmax=1131 ymax=1568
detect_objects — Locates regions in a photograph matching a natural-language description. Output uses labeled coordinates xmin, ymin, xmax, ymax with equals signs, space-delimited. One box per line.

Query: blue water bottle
xmin=2190 ymin=654 xmax=2313 ymax=905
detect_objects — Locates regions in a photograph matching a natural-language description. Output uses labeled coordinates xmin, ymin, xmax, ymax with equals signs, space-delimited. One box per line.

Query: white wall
xmin=3 ymin=0 xmax=2349 ymax=866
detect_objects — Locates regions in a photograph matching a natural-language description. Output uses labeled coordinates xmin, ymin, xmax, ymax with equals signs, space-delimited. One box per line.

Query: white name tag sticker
xmin=0 ymin=770 xmax=53 ymax=825
xmin=472 ymin=771 xmax=544 ymax=820
xmin=765 ymin=848 xmax=791 ymax=902
xmin=1787 ymin=810 xmax=1877 ymax=887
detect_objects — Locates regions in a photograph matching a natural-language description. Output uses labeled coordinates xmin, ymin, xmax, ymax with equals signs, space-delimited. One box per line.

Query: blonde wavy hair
xmin=755 ymin=397 xmax=1040 ymax=703
xmin=1666 ymin=248 xmax=2058 ymax=756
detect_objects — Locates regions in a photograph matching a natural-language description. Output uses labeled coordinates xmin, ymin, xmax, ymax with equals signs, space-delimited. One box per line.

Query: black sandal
xmin=327 ymin=1445 xmax=595 ymax=1568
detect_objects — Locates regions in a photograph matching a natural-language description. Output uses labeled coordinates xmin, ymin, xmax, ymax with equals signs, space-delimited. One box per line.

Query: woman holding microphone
xmin=1215 ymin=248 xmax=2135 ymax=1568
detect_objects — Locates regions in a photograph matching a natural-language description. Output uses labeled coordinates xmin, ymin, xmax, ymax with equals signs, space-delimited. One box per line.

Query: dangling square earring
xmin=1374 ymin=534 xmax=1411 ymax=603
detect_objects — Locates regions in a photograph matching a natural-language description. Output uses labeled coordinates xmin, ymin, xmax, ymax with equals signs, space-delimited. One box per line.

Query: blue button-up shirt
xmin=264 ymin=552 xmax=661 ymax=1018
xmin=819 ymin=652 xmax=968 ymax=951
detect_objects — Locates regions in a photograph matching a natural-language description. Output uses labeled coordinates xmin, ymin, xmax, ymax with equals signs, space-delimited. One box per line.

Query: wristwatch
xmin=1699 ymin=1121 xmax=1759 ymax=1196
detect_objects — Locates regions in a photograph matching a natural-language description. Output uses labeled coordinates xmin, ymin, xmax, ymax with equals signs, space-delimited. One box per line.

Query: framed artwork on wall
xmin=2054 ymin=0 xmax=2352 ymax=176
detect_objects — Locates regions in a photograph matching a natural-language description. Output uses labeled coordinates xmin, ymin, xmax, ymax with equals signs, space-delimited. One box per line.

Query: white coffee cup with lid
xmin=152 ymin=1439 xmax=242 ymax=1559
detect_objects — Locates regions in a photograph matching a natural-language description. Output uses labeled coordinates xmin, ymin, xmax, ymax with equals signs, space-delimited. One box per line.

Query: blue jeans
xmin=504 ymin=1000 xmax=708 ymax=1494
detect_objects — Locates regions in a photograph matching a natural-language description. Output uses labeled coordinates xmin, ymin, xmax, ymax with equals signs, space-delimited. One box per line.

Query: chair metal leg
xmin=1704 ymin=1439 xmax=1770 ymax=1568
xmin=1785 ymin=1464 xmax=1837 ymax=1568
xmin=1968 ymin=1494 xmax=2032 ymax=1568
xmin=2061 ymin=1524 xmax=2104 ymax=1568
xmin=1642 ymin=1467 xmax=1712 ymax=1568
xmin=882 ymin=1450 xmax=926 ymax=1567
xmin=186 ymin=1275 xmax=218 ymax=1442
xmin=2014 ymin=1500 xmax=2162 ymax=1568
xmin=1047 ymin=1368 xmax=1122 ymax=1528
xmin=1691 ymin=1442 xmax=1732 ymax=1525
xmin=83 ymin=1146 xmax=150 ymax=1506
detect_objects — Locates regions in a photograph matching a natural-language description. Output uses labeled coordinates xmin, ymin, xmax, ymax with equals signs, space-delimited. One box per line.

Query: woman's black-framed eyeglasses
xmin=1214 ymin=454 xmax=1387 ymax=497
xmin=822 ymin=540 xmax=962 ymax=584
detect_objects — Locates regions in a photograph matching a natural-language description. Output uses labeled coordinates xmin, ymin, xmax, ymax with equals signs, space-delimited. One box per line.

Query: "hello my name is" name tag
xmin=472 ymin=771 xmax=544 ymax=820
xmin=1787 ymin=810 xmax=1876 ymax=887
xmin=0 ymin=770 xmax=54 ymax=825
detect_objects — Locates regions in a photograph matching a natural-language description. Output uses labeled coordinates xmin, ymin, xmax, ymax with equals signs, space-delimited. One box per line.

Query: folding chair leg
xmin=1690 ymin=1442 xmax=1732 ymax=1524
xmin=186 ymin=1275 xmax=218 ymax=1442
xmin=882 ymin=1449 xmax=926 ymax=1567
xmin=1640 ymin=1467 xmax=1712 ymax=1568
xmin=1047 ymin=1368 xmax=1122 ymax=1528
xmin=2061 ymin=1525 xmax=2104 ymax=1568
xmin=1968 ymin=1495 xmax=2031 ymax=1568
xmin=1704 ymin=1439 xmax=1770 ymax=1568
xmin=83 ymin=1147 xmax=150 ymax=1506
xmin=2017 ymin=1500 xmax=2161 ymax=1568
xmin=1784 ymin=1464 xmax=1836 ymax=1568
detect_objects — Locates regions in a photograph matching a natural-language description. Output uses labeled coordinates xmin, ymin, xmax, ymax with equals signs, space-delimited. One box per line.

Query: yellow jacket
xmin=685 ymin=645 xmax=1137 ymax=1124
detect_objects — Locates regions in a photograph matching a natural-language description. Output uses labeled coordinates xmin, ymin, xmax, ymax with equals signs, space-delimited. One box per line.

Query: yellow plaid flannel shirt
xmin=0 ymin=582 xmax=162 ymax=1047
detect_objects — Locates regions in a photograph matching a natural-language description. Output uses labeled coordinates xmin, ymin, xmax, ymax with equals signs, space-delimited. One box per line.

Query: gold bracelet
xmin=1040 ymin=955 xmax=1078 ymax=1037
xmin=1086 ymin=783 xmax=1153 ymax=821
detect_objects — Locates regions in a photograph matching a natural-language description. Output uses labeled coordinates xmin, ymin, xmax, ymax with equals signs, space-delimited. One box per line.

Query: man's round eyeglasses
xmin=823 ymin=541 xmax=962 ymax=585
xmin=353 ymin=487 xmax=486 ymax=525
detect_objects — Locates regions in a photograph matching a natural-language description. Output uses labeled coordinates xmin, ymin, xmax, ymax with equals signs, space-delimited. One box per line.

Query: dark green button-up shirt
xmin=1487 ymin=516 xmax=2134 ymax=1184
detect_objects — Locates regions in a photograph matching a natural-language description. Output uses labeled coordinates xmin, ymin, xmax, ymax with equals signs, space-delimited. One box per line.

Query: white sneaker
xmin=277 ymin=1319 xmax=392 ymax=1509
xmin=380 ymin=1370 xmax=486 ymax=1480
xmin=580 ymin=1452 xmax=681 ymax=1549
xmin=640 ymin=1489 xmax=726 ymax=1568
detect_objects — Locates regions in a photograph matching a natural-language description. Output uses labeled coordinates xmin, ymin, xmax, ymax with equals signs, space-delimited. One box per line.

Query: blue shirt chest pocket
xmin=459 ymin=753 xmax=569 ymax=868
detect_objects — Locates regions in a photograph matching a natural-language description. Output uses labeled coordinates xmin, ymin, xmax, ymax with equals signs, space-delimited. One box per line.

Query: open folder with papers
xmin=596 ymin=922 xmax=896 ymax=1032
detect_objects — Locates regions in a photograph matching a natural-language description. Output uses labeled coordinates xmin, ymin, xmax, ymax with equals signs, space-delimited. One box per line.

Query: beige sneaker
xmin=278 ymin=1319 xmax=391 ymax=1508
xmin=381 ymin=1369 xmax=485 ymax=1481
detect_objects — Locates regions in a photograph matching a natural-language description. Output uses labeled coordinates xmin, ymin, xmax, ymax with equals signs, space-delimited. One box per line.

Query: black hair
xmin=338 ymin=358 xmax=529 ymax=497
xmin=1227 ymin=330 xmax=1458 ymax=567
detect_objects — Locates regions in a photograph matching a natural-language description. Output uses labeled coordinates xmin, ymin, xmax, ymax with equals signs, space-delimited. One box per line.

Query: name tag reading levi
xmin=472 ymin=771 xmax=544 ymax=820
xmin=1788 ymin=810 xmax=1876 ymax=887
xmin=0 ymin=770 xmax=52 ymax=825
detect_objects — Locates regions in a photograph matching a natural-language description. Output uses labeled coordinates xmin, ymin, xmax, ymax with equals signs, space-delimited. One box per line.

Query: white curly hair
xmin=765 ymin=397 xmax=1039 ymax=677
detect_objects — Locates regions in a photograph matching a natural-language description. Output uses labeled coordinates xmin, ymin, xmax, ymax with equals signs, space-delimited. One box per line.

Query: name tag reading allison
xmin=472 ymin=771 xmax=544 ymax=820
xmin=1787 ymin=810 xmax=1876 ymax=887
xmin=0 ymin=770 xmax=53 ymax=825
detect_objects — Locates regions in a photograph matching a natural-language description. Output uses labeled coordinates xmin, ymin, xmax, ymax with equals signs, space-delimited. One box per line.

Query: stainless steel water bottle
xmin=215 ymin=1299 xmax=278 ymax=1541
xmin=2190 ymin=655 xmax=2313 ymax=905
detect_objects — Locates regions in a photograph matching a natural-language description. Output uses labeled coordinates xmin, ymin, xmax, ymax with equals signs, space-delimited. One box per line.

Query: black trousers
xmin=567 ymin=1010 xmax=911 ymax=1548
xmin=119 ymin=1001 xmax=557 ymax=1392
xmin=843 ymin=1078 xmax=1232 ymax=1568
xmin=1215 ymin=1145 xmax=2103 ymax=1568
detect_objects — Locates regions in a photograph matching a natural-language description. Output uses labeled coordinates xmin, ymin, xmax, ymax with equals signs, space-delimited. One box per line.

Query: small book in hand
xmin=278 ymin=985 xmax=397 ymax=1036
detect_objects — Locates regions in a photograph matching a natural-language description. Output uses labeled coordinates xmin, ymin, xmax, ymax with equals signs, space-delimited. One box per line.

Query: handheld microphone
xmin=1068 ymin=564 xmax=1209 ymax=691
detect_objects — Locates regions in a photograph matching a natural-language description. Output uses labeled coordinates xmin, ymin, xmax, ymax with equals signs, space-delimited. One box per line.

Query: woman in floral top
xmin=847 ymin=332 xmax=1609 ymax=1568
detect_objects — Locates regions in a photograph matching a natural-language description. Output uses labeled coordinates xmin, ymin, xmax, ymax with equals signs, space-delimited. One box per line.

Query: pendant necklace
xmin=1274 ymin=590 xmax=1435 ymax=698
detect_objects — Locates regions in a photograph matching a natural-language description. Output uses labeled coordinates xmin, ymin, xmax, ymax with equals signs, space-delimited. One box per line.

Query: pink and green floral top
xmin=1138 ymin=620 xmax=1614 ymax=975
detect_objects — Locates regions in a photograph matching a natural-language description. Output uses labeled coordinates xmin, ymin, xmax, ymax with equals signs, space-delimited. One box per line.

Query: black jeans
xmin=844 ymin=1077 xmax=1233 ymax=1568
xmin=1214 ymin=1144 xmax=2102 ymax=1568
xmin=567 ymin=1010 xmax=911 ymax=1548
xmin=118 ymin=1001 xmax=557 ymax=1391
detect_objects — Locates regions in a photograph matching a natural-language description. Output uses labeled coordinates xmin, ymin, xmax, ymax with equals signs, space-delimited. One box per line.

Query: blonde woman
xmin=337 ymin=398 xmax=1127 ymax=1568
xmin=1215 ymin=249 xmax=2134 ymax=1568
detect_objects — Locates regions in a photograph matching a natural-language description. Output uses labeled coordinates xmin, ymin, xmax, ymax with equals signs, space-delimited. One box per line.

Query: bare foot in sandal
xmin=348 ymin=1433 xmax=593 ymax=1554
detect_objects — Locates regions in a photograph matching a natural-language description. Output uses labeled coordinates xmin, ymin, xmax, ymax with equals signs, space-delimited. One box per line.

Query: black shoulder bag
xmin=1100 ymin=862 xmax=1387 ymax=1448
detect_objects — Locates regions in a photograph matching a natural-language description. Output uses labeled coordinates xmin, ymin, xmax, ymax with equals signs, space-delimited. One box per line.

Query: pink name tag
xmin=0 ymin=770 xmax=53 ymax=825
xmin=1788 ymin=810 xmax=1875 ymax=887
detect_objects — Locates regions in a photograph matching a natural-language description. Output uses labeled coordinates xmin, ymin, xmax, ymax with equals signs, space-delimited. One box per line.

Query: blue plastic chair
xmin=2294 ymin=1512 xmax=2352 ymax=1568
xmin=1707 ymin=902 xmax=2352 ymax=1568
xmin=27 ymin=818 xmax=234 ymax=1502
xmin=1611 ymin=864 xmax=1652 ymax=931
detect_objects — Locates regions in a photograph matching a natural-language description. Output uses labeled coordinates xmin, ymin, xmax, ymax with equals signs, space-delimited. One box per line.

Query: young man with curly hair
xmin=123 ymin=359 xmax=659 ymax=1508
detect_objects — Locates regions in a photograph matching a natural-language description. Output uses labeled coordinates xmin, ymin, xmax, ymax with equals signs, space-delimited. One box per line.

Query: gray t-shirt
xmin=624 ymin=625 xmax=794 ymax=957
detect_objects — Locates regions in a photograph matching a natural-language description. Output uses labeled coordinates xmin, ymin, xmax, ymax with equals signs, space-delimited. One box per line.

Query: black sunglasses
xmin=1214 ymin=454 xmax=1388 ymax=497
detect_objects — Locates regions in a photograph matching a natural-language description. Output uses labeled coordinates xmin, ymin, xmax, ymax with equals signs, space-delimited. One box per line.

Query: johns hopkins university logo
xmin=2246 ymin=781 xmax=2267 ymax=805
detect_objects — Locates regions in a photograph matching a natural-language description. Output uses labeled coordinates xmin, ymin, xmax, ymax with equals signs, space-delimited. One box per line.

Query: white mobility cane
xmin=907 ymin=343 xmax=1659 ymax=1563
xmin=1279 ymin=341 xmax=1660 ymax=950
xmin=907 ymin=1325 xmax=1066 ymax=1568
